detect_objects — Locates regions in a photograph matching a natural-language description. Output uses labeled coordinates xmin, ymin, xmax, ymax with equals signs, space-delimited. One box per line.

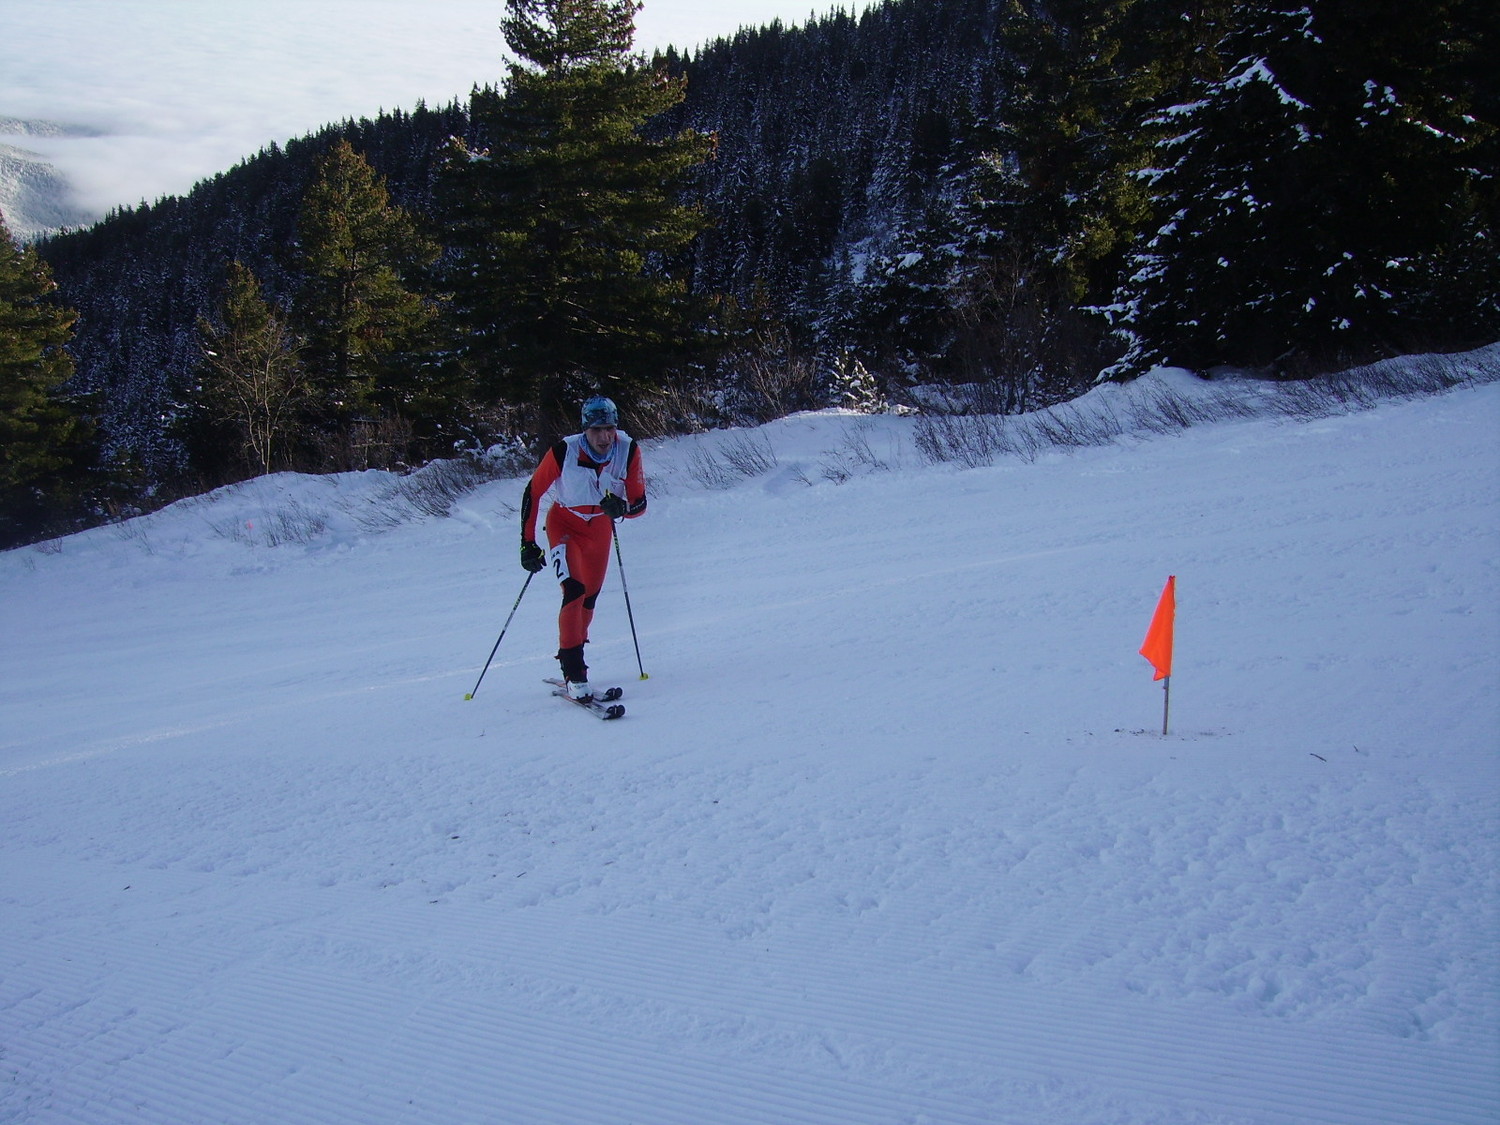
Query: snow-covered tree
xmin=1109 ymin=0 xmax=1498 ymax=375
xmin=950 ymin=0 xmax=1221 ymax=401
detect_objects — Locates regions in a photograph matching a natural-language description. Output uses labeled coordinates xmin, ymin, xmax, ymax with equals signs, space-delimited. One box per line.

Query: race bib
xmin=547 ymin=543 xmax=570 ymax=583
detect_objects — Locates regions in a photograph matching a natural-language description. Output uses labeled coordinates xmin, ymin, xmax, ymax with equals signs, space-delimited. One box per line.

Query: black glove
xmin=600 ymin=492 xmax=628 ymax=519
xmin=520 ymin=540 xmax=545 ymax=573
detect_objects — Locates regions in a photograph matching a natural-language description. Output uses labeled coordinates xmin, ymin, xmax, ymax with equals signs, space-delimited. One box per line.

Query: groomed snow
xmin=3 ymin=356 xmax=1498 ymax=1124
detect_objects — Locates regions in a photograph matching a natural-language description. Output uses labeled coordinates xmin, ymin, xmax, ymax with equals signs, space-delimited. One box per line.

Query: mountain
xmin=3 ymin=355 xmax=1497 ymax=1123
xmin=28 ymin=0 xmax=1500 ymax=498
xmin=0 ymin=119 xmax=96 ymax=240
xmin=38 ymin=0 xmax=1029 ymax=484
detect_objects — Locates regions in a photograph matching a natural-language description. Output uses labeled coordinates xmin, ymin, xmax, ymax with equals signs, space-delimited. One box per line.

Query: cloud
xmin=2 ymin=1 xmax=509 ymax=216
xmin=1 ymin=0 xmax=874 ymax=230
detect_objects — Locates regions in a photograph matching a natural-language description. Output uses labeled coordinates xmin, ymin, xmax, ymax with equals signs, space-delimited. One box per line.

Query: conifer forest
xmin=2 ymin=0 xmax=1496 ymax=547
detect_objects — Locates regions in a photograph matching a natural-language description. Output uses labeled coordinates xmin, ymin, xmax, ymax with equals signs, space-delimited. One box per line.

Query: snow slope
xmin=3 ymin=359 xmax=1498 ymax=1124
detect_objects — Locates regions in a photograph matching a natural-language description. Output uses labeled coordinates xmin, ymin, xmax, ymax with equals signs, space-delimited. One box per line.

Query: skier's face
xmin=585 ymin=425 xmax=617 ymax=457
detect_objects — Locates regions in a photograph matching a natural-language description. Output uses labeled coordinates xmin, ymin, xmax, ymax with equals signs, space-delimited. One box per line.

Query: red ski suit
xmin=521 ymin=431 xmax=646 ymax=651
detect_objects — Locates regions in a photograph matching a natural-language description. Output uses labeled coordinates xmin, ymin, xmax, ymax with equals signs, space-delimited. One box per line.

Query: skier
xmin=520 ymin=395 xmax=647 ymax=700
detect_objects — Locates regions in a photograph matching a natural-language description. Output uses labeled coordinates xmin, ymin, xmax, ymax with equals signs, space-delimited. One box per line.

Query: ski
xmin=543 ymin=678 xmax=626 ymax=720
xmin=544 ymin=677 xmax=623 ymax=702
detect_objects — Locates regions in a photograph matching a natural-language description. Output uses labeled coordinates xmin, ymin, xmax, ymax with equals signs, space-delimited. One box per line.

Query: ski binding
xmin=543 ymin=678 xmax=625 ymax=720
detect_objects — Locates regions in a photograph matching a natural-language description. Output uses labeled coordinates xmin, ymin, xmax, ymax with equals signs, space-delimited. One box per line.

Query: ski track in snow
xmin=2 ymin=364 xmax=1498 ymax=1123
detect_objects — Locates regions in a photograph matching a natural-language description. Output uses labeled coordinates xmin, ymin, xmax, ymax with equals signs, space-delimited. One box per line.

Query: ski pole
xmin=464 ymin=570 xmax=535 ymax=700
xmin=611 ymin=520 xmax=649 ymax=680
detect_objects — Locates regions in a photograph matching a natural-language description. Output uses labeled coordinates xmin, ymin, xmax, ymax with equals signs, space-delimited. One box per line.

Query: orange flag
xmin=1140 ymin=576 xmax=1175 ymax=681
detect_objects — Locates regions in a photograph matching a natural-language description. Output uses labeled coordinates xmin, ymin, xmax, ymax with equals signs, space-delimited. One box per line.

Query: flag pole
xmin=1140 ymin=575 xmax=1176 ymax=737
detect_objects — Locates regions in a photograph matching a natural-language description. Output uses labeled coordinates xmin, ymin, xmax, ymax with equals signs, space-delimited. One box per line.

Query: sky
xmin=0 ymin=0 xmax=875 ymax=226
xmin=3 ymin=350 xmax=1497 ymax=1123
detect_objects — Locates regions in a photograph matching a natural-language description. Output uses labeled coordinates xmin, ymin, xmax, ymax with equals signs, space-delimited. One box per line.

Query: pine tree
xmin=294 ymin=139 xmax=439 ymax=427
xmin=197 ymin=262 xmax=308 ymax=477
xmin=440 ymin=0 xmax=716 ymax=423
xmin=1325 ymin=0 xmax=1499 ymax=348
xmin=0 ymin=215 xmax=92 ymax=546
xmin=984 ymin=0 xmax=1150 ymax=304
xmin=1110 ymin=0 xmax=1498 ymax=374
xmin=953 ymin=0 xmax=1196 ymax=400
xmin=841 ymin=203 xmax=966 ymax=376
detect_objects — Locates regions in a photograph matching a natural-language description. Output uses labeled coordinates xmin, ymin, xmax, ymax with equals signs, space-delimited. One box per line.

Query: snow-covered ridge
xmin=2 ymin=350 xmax=1497 ymax=1124
xmin=0 ymin=119 xmax=100 ymax=238
xmin=0 ymin=141 xmax=92 ymax=241
xmin=0 ymin=117 xmax=104 ymax=139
